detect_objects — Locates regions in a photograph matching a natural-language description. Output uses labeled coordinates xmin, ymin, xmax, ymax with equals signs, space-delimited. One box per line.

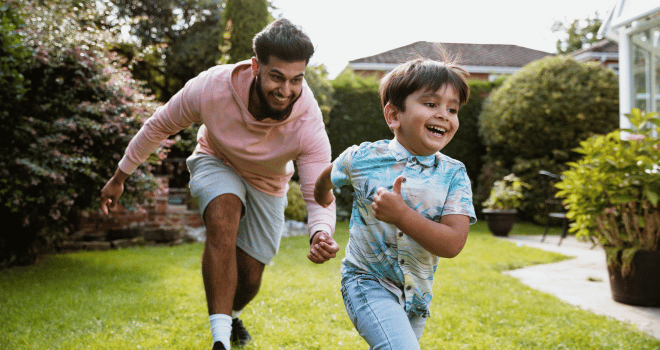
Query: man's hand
xmin=307 ymin=231 xmax=339 ymax=264
xmin=100 ymin=169 xmax=129 ymax=215
xmin=371 ymin=175 xmax=408 ymax=225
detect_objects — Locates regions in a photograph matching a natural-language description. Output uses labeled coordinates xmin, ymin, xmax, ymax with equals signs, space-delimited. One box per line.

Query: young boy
xmin=312 ymin=58 xmax=476 ymax=349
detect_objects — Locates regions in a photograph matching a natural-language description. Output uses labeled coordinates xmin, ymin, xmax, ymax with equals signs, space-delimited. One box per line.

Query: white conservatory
xmin=600 ymin=0 xmax=660 ymax=127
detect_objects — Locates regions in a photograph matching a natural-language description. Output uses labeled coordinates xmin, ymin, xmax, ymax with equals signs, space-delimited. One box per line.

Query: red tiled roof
xmin=349 ymin=41 xmax=554 ymax=68
xmin=569 ymin=39 xmax=618 ymax=56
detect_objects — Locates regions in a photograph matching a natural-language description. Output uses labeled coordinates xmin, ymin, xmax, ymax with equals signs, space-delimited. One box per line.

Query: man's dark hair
xmin=252 ymin=18 xmax=315 ymax=65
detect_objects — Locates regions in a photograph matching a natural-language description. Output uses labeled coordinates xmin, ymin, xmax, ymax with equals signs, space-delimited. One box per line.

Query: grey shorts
xmin=186 ymin=153 xmax=288 ymax=265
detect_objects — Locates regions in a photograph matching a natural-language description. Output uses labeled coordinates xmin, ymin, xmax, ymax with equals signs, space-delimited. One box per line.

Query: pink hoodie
xmin=118 ymin=60 xmax=335 ymax=237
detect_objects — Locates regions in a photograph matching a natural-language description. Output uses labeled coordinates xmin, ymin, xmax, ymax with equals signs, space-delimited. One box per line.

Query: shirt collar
xmin=388 ymin=139 xmax=438 ymax=168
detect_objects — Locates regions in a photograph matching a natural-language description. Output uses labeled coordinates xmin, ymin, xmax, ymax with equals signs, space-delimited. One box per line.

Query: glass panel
xmin=632 ymin=43 xmax=648 ymax=111
xmin=654 ymin=26 xmax=660 ymax=113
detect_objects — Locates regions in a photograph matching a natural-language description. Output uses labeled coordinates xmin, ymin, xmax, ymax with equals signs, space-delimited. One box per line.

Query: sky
xmin=271 ymin=0 xmax=618 ymax=78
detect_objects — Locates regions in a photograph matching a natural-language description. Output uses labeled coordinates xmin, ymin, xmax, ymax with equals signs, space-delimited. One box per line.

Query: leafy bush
xmin=285 ymin=181 xmax=307 ymax=222
xmin=479 ymin=55 xmax=619 ymax=222
xmin=0 ymin=0 xmax=162 ymax=267
xmin=0 ymin=1 xmax=31 ymax=123
xmin=482 ymin=174 xmax=530 ymax=210
xmin=556 ymin=109 xmax=660 ymax=275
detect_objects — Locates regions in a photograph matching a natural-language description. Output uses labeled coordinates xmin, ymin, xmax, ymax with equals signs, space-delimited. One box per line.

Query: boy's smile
xmin=385 ymin=84 xmax=460 ymax=156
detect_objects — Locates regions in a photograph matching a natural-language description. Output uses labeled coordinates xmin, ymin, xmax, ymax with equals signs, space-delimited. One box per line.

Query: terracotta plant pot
xmin=607 ymin=250 xmax=660 ymax=307
xmin=482 ymin=209 xmax=517 ymax=237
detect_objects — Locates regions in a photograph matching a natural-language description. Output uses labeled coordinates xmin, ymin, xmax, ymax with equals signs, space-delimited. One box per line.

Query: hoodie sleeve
xmin=118 ymin=70 xmax=207 ymax=174
xmin=295 ymin=102 xmax=336 ymax=239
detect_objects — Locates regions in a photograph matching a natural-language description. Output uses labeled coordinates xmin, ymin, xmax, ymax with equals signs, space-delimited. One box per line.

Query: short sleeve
xmin=443 ymin=167 xmax=477 ymax=224
xmin=330 ymin=145 xmax=359 ymax=188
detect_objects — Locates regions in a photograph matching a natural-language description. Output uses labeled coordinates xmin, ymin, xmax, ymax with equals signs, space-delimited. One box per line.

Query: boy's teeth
xmin=428 ymin=126 xmax=446 ymax=135
xmin=275 ymin=96 xmax=287 ymax=101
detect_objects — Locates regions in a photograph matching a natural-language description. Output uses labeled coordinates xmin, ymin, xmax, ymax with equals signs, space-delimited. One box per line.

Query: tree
xmin=110 ymin=0 xmax=226 ymax=101
xmin=223 ymin=0 xmax=270 ymax=63
xmin=0 ymin=0 xmax=162 ymax=267
xmin=304 ymin=64 xmax=335 ymax=125
xmin=552 ymin=12 xmax=603 ymax=54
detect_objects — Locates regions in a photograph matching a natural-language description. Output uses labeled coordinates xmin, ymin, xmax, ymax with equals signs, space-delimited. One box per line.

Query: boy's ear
xmin=384 ymin=103 xmax=401 ymax=131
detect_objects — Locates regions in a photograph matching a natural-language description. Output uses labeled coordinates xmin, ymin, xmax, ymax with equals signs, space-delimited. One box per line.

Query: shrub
xmin=479 ymin=55 xmax=619 ymax=222
xmin=0 ymin=0 xmax=162 ymax=267
xmin=556 ymin=109 xmax=660 ymax=275
xmin=482 ymin=174 xmax=530 ymax=210
xmin=285 ymin=181 xmax=307 ymax=222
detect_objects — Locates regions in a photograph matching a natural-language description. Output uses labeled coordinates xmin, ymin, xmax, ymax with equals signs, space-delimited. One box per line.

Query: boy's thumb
xmin=392 ymin=175 xmax=405 ymax=195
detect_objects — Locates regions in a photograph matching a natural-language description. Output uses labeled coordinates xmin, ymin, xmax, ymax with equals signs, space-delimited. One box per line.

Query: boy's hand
xmin=307 ymin=231 xmax=339 ymax=264
xmin=372 ymin=175 xmax=408 ymax=225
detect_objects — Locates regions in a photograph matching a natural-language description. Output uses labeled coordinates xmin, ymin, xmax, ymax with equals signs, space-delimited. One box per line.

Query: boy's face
xmin=384 ymin=84 xmax=460 ymax=156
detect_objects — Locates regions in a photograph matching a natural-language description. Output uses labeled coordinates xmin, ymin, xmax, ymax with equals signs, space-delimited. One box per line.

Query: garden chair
xmin=539 ymin=170 xmax=569 ymax=245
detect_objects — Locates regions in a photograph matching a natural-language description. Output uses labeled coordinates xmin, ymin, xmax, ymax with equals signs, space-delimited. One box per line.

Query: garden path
xmin=501 ymin=234 xmax=660 ymax=340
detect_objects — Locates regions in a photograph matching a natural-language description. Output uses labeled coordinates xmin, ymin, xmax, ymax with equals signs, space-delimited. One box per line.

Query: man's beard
xmin=253 ymin=74 xmax=299 ymax=121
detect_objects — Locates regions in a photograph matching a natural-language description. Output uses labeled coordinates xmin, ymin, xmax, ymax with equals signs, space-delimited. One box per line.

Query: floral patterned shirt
xmin=332 ymin=139 xmax=476 ymax=317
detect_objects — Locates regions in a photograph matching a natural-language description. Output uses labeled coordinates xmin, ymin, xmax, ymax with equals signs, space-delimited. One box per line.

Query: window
xmin=631 ymin=25 xmax=660 ymax=112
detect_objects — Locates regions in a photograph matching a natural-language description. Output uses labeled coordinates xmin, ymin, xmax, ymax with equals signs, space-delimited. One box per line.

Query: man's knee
xmin=204 ymin=194 xmax=243 ymax=243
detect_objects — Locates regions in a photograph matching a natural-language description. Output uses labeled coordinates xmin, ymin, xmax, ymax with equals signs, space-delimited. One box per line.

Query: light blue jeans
xmin=341 ymin=274 xmax=427 ymax=350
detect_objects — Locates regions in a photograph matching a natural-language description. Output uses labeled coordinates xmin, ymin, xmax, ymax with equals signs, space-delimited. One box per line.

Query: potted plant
xmin=556 ymin=108 xmax=660 ymax=307
xmin=482 ymin=173 xmax=529 ymax=236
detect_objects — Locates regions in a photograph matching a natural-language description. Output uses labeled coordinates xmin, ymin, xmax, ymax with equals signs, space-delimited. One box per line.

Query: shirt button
xmin=406 ymin=285 xmax=412 ymax=291
xmin=398 ymin=231 xmax=404 ymax=237
xmin=400 ymin=259 xmax=405 ymax=265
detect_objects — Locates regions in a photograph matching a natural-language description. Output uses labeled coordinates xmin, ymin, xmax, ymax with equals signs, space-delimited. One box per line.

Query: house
xmin=347 ymin=41 xmax=553 ymax=81
xmin=599 ymin=0 xmax=660 ymax=126
xmin=569 ymin=39 xmax=619 ymax=73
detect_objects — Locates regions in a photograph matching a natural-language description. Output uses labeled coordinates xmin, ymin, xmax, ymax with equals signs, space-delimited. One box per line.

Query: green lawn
xmin=1 ymin=221 xmax=658 ymax=349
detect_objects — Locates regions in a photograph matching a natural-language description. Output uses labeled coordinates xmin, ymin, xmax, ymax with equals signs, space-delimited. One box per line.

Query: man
xmin=99 ymin=19 xmax=339 ymax=350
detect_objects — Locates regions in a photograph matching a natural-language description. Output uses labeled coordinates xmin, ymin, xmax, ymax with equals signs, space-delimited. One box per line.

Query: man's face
xmin=251 ymin=56 xmax=306 ymax=120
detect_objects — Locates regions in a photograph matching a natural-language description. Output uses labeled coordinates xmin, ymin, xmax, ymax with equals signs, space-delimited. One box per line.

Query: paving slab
xmin=499 ymin=234 xmax=660 ymax=340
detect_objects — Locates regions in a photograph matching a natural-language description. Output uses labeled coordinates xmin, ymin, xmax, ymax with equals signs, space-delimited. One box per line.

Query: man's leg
xmin=203 ymin=194 xmax=242 ymax=349
xmin=230 ymin=248 xmax=265 ymax=346
xmin=234 ymin=247 xmax=265 ymax=311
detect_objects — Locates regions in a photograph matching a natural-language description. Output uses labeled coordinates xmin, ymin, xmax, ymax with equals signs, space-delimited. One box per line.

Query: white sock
xmin=231 ymin=309 xmax=242 ymax=319
xmin=209 ymin=314 xmax=232 ymax=349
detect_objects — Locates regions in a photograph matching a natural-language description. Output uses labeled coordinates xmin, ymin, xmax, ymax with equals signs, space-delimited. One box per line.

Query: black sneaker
xmin=230 ymin=318 xmax=252 ymax=346
xmin=212 ymin=341 xmax=226 ymax=350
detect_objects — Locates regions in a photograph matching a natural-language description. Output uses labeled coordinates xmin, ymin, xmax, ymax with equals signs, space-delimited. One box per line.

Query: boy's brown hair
xmin=379 ymin=58 xmax=470 ymax=111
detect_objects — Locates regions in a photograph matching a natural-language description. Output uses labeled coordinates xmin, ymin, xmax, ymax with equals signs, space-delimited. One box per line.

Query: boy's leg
xmin=341 ymin=275 xmax=421 ymax=350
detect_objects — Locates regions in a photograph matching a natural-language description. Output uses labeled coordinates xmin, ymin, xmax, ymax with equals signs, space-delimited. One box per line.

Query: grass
xmin=1 ymin=221 xmax=659 ymax=349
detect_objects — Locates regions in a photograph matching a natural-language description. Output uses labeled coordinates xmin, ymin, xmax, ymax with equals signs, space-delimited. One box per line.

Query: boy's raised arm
xmin=314 ymin=164 xmax=335 ymax=207
xmin=372 ymin=176 xmax=469 ymax=258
